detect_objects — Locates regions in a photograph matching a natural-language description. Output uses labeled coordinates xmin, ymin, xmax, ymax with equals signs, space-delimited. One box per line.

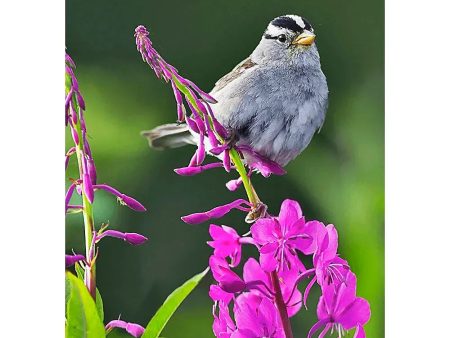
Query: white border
xmin=386 ymin=0 xmax=450 ymax=336
xmin=0 ymin=0 xmax=449 ymax=336
xmin=0 ymin=1 xmax=64 ymax=336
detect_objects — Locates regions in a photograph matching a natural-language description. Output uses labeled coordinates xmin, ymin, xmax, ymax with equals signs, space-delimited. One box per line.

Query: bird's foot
xmin=245 ymin=202 xmax=268 ymax=223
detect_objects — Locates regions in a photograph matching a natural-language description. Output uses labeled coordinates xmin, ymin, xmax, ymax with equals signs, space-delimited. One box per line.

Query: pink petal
xmin=354 ymin=324 xmax=366 ymax=338
xmin=259 ymin=242 xmax=278 ymax=254
xmin=250 ymin=218 xmax=278 ymax=245
xmin=338 ymin=297 xmax=371 ymax=330
xmin=242 ymin=258 xmax=267 ymax=279
xmin=260 ymin=252 xmax=278 ymax=272
xmin=307 ymin=319 xmax=328 ymax=338
xmin=278 ymin=199 xmax=303 ymax=229
xmin=302 ymin=220 xmax=327 ymax=255
xmin=209 ymin=284 xmax=233 ymax=305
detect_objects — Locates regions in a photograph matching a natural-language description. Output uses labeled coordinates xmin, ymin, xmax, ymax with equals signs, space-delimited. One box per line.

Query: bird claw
xmin=245 ymin=202 xmax=267 ymax=223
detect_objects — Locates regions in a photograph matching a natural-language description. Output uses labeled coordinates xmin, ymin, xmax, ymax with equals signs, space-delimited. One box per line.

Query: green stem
xmin=71 ymin=96 xmax=96 ymax=300
xmin=230 ymin=149 xmax=293 ymax=338
xmin=229 ymin=149 xmax=259 ymax=207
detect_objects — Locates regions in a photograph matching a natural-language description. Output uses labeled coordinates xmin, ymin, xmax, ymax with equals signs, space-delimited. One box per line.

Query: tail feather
xmin=141 ymin=123 xmax=196 ymax=150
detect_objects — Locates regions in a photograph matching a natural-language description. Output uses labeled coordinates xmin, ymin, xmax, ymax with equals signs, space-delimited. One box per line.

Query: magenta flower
xmin=96 ymin=230 xmax=148 ymax=245
xmin=181 ymin=199 xmax=252 ymax=225
xmin=313 ymin=224 xmax=349 ymax=288
xmin=213 ymin=302 xmax=236 ymax=338
xmin=232 ymin=293 xmax=285 ymax=338
xmin=209 ymin=284 xmax=234 ymax=306
xmin=105 ymin=319 xmax=145 ymax=337
xmin=65 ymin=254 xmax=85 ymax=268
xmin=242 ymin=258 xmax=301 ymax=317
xmin=210 ymin=255 xmax=246 ymax=293
xmin=208 ymin=224 xmax=246 ymax=267
xmin=308 ymin=272 xmax=370 ymax=338
xmin=250 ymin=199 xmax=313 ymax=272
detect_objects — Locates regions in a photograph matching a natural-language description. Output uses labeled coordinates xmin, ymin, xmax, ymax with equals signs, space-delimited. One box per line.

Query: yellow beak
xmin=292 ymin=31 xmax=316 ymax=46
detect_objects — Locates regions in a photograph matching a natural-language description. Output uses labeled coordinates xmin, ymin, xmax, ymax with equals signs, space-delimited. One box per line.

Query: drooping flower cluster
xmin=135 ymin=25 xmax=285 ymax=188
xmin=65 ymin=53 xmax=147 ymax=336
xmin=135 ymin=26 xmax=371 ymax=338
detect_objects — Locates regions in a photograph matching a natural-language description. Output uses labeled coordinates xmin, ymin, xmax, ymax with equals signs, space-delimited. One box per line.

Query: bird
xmin=143 ymin=14 xmax=328 ymax=169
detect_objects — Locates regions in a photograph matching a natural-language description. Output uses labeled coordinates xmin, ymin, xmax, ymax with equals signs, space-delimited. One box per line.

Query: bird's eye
xmin=277 ymin=34 xmax=287 ymax=43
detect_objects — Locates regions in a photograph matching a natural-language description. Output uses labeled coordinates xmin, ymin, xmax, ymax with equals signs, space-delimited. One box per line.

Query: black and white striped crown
xmin=265 ymin=15 xmax=313 ymax=37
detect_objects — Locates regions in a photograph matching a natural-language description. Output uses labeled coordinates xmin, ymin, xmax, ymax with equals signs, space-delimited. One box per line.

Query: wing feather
xmin=211 ymin=57 xmax=258 ymax=94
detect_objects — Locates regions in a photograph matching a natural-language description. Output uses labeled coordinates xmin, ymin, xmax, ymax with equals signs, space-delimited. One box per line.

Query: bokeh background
xmin=66 ymin=0 xmax=384 ymax=337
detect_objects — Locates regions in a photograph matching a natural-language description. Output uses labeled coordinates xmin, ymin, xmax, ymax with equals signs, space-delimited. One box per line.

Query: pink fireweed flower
xmin=307 ymin=272 xmax=371 ymax=338
xmin=232 ymin=293 xmax=285 ymax=338
xmin=210 ymin=255 xmax=246 ymax=293
xmin=93 ymin=184 xmax=146 ymax=212
xmin=313 ymin=224 xmax=349 ymax=288
xmin=105 ymin=319 xmax=145 ymax=337
xmin=210 ymin=284 xmax=234 ymax=306
xmin=95 ymin=230 xmax=148 ymax=245
xmin=243 ymin=258 xmax=301 ymax=317
xmin=181 ymin=199 xmax=252 ymax=225
xmin=65 ymin=254 xmax=85 ymax=268
xmin=213 ymin=301 xmax=236 ymax=338
xmin=207 ymin=224 xmax=255 ymax=267
xmin=250 ymin=199 xmax=314 ymax=272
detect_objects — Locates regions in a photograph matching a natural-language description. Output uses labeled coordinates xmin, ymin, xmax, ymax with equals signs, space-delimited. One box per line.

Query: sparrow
xmin=143 ymin=14 xmax=328 ymax=168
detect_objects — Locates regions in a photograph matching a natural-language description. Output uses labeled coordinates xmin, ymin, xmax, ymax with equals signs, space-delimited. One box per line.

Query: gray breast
xmin=210 ymin=55 xmax=328 ymax=167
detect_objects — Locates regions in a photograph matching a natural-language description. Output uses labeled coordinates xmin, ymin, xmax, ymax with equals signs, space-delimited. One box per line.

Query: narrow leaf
xmin=65 ymin=272 xmax=106 ymax=338
xmin=142 ymin=267 xmax=209 ymax=338
xmin=96 ymin=287 xmax=105 ymax=322
xmin=71 ymin=263 xmax=104 ymax=321
xmin=75 ymin=262 xmax=85 ymax=280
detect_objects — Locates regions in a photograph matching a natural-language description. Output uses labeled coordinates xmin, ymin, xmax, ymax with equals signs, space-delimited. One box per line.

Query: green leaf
xmin=65 ymin=272 xmax=106 ymax=338
xmin=96 ymin=287 xmax=104 ymax=322
xmin=71 ymin=264 xmax=104 ymax=321
xmin=74 ymin=262 xmax=85 ymax=280
xmin=142 ymin=267 xmax=209 ymax=338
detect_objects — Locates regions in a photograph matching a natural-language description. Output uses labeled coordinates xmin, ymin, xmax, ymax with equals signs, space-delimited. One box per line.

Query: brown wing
xmin=211 ymin=57 xmax=257 ymax=94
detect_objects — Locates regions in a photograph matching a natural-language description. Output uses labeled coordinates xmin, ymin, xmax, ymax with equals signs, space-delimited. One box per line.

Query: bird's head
xmin=253 ymin=15 xmax=320 ymax=66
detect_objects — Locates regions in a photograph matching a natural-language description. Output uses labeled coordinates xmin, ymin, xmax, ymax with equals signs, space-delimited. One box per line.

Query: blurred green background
xmin=66 ymin=0 xmax=384 ymax=337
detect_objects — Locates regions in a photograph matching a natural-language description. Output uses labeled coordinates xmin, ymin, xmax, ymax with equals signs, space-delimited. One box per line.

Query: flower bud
xmin=65 ymin=254 xmax=85 ymax=268
xmin=181 ymin=199 xmax=252 ymax=225
xmin=174 ymin=162 xmax=223 ymax=176
xmin=105 ymin=319 xmax=145 ymax=338
xmin=225 ymin=178 xmax=242 ymax=192
xmin=83 ymin=173 xmax=95 ymax=203
xmin=124 ymin=233 xmax=148 ymax=245
xmin=120 ymin=194 xmax=146 ymax=212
